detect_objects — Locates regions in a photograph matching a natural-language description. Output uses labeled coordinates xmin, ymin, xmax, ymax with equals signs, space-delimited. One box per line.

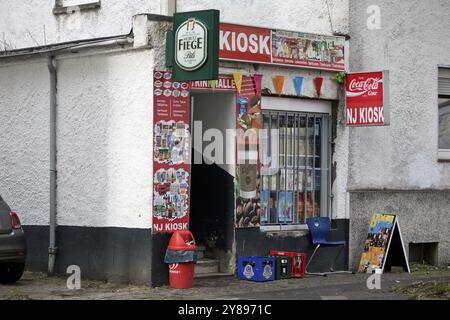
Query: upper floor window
xmin=438 ymin=67 xmax=450 ymax=160
xmin=53 ymin=0 xmax=101 ymax=15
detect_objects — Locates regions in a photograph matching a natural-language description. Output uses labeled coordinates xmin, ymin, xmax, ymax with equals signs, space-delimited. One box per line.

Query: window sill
xmin=438 ymin=149 xmax=450 ymax=162
xmin=53 ymin=1 xmax=101 ymax=15
xmin=260 ymin=225 xmax=309 ymax=232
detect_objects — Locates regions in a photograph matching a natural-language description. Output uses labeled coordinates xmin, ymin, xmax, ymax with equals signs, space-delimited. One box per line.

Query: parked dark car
xmin=0 ymin=195 xmax=26 ymax=284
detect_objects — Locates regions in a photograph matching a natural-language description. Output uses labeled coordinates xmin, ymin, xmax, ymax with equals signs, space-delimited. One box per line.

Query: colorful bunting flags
xmin=253 ymin=74 xmax=263 ymax=95
xmin=232 ymin=72 xmax=243 ymax=94
xmin=293 ymin=76 xmax=304 ymax=96
xmin=313 ymin=77 xmax=324 ymax=97
xmin=209 ymin=79 xmax=217 ymax=91
xmin=273 ymin=75 xmax=284 ymax=96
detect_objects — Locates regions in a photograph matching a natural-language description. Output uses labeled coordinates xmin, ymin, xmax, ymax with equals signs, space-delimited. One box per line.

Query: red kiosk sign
xmin=218 ymin=23 xmax=346 ymax=72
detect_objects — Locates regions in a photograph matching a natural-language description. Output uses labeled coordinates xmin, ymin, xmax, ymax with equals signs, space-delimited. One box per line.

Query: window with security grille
xmin=260 ymin=111 xmax=331 ymax=226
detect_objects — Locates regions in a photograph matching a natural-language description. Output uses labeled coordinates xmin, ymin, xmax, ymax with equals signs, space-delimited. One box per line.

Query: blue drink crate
xmin=237 ymin=256 xmax=275 ymax=282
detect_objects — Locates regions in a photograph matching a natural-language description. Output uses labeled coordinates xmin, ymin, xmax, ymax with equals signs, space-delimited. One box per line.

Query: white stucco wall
xmin=0 ymin=0 xmax=161 ymax=50
xmin=56 ymin=49 xmax=154 ymax=228
xmin=0 ymin=59 xmax=50 ymax=225
xmin=0 ymin=48 xmax=155 ymax=229
xmin=178 ymin=0 xmax=348 ymax=35
xmin=0 ymin=0 xmax=352 ymax=230
xmin=349 ymin=0 xmax=450 ymax=190
xmin=0 ymin=0 xmax=349 ymax=50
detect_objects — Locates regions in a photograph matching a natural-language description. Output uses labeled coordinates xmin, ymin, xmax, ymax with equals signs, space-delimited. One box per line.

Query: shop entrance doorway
xmin=190 ymin=92 xmax=236 ymax=276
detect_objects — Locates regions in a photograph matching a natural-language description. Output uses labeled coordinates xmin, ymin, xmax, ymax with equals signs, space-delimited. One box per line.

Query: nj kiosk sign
xmin=346 ymin=71 xmax=390 ymax=126
xmin=171 ymin=10 xmax=220 ymax=81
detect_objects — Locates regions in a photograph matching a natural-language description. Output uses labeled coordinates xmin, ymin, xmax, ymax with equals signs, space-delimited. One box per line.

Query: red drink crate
xmin=269 ymin=251 xmax=306 ymax=278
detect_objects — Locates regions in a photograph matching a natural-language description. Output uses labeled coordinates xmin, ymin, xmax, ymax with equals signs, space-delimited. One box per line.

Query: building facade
xmin=0 ymin=0 xmax=448 ymax=285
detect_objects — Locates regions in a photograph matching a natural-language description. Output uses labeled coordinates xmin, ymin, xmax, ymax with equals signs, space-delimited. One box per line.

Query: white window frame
xmin=438 ymin=66 xmax=450 ymax=161
xmin=260 ymin=97 xmax=332 ymax=231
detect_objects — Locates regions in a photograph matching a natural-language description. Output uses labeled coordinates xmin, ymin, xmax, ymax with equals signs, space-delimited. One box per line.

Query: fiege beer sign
xmin=175 ymin=18 xmax=208 ymax=71
xmin=346 ymin=71 xmax=389 ymax=126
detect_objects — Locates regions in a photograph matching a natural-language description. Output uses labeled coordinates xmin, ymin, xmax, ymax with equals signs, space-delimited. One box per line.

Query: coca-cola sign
xmin=346 ymin=71 xmax=389 ymax=126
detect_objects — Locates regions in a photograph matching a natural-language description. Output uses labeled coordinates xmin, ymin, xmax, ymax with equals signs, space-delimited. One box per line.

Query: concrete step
xmin=194 ymin=272 xmax=234 ymax=279
xmin=195 ymin=259 xmax=220 ymax=275
xmin=195 ymin=245 xmax=207 ymax=260
xmin=195 ymin=245 xmax=206 ymax=252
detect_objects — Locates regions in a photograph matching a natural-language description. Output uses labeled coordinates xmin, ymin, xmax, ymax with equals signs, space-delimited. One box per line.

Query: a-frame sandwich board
xmin=382 ymin=217 xmax=410 ymax=273
xmin=358 ymin=214 xmax=410 ymax=274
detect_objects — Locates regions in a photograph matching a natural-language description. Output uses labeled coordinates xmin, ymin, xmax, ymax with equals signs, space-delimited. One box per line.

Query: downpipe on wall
xmin=48 ymin=55 xmax=58 ymax=276
xmin=0 ymin=34 xmax=135 ymax=276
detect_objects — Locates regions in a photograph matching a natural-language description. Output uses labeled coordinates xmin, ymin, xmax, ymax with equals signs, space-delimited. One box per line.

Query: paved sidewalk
xmin=1 ymin=268 xmax=448 ymax=300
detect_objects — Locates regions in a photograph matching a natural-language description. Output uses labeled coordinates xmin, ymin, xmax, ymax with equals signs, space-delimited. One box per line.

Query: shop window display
xmin=260 ymin=111 xmax=330 ymax=225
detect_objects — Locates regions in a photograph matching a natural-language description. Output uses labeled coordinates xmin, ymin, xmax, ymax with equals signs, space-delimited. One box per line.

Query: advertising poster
xmin=260 ymin=191 xmax=270 ymax=224
xmin=153 ymin=70 xmax=191 ymax=233
xmin=271 ymin=30 xmax=345 ymax=70
xmin=358 ymin=214 xmax=395 ymax=273
xmin=219 ymin=23 xmax=345 ymax=71
xmin=346 ymin=71 xmax=389 ymax=126
xmin=235 ymin=76 xmax=262 ymax=228
xmin=278 ymin=192 xmax=294 ymax=224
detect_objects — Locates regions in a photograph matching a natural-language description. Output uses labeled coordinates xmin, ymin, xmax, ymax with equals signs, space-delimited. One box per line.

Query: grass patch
xmin=393 ymin=280 xmax=450 ymax=300
xmin=409 ymin=263 xmax=448 ymax=275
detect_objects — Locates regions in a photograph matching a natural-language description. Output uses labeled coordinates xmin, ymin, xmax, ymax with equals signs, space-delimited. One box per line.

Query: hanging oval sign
xmin=175 ymin=18 xmax=208 ymax=71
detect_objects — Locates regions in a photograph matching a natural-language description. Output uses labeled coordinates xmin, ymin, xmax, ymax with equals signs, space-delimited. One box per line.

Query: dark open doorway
xmin=189 ymin=92 xmax=236 ymax=276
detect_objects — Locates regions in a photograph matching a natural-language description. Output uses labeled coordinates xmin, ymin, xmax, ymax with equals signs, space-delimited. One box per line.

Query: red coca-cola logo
xmin=347 ymin=77 xmax=382 ymax=97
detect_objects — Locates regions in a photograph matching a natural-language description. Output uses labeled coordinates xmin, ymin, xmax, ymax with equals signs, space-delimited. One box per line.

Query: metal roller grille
xmin=260 ymin=111 xmax=330 ymax=226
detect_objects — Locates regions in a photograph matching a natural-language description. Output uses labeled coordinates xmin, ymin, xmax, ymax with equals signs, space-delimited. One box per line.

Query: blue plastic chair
xmin=305 ymin=217 xmax=353 ymax=276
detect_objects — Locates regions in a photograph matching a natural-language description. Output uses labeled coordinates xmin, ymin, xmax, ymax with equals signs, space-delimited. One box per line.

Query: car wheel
xmin=0 ymin=262 xmax=25 ymax=284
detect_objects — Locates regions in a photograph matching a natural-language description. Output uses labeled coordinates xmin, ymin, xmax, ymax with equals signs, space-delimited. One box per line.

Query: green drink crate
xmin=271 ymin=255 xmax=292 ymax=280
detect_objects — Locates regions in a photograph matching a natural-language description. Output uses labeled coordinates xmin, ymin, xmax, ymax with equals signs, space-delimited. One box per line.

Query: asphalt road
xmin=0 ymin=269 xmax=448 ymax=300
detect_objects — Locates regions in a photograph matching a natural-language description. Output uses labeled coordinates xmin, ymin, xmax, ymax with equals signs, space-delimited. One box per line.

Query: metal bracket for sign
xmin=382 ymin=70 xmax=390 ymax=126
xmin=165 ymin=31 xmax=174 ymax=67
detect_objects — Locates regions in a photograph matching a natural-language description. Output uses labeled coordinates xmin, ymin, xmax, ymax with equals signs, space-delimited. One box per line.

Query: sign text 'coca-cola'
xmin=346 ymin=71 xmax=389 ymax=126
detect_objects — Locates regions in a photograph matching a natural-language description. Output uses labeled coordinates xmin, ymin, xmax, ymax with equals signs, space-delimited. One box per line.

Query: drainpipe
xmin=48 ymin=55 xmax=58 ymax=276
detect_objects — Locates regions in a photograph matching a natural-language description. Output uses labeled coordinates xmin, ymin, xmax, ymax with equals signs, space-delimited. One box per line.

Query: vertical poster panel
xmin=358 ymin=214 xmax=395 ymax=273
xmin=153 ymin=70 xmax=191 ymax=233
xmin=235 ymin=76 xmax=262 ymax=228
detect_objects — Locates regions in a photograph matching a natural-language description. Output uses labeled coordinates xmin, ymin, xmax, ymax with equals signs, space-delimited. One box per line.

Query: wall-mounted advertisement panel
xmin=152 ymin=70 xmax=191 ymax=233
xmin=235 ymin=76 xmax=262 ymax=228
xmin=346 ymin=71 xmax=389 ymax=126
xmin=219 ymin=23 xmax=345 ymax=71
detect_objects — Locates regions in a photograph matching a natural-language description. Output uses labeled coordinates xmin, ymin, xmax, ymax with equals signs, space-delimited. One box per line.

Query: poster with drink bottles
xmin=235 ymin=76 xmax=262 ymax=228
xmin=152 ymin=70 xmax=191 ymax=233
xmin=358 ymin=214 xmax=395 ymax=273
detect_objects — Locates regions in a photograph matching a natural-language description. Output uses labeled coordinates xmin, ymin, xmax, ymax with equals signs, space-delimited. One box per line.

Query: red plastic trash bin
xmin=167 ymin=231 xmax=197 ymax=289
